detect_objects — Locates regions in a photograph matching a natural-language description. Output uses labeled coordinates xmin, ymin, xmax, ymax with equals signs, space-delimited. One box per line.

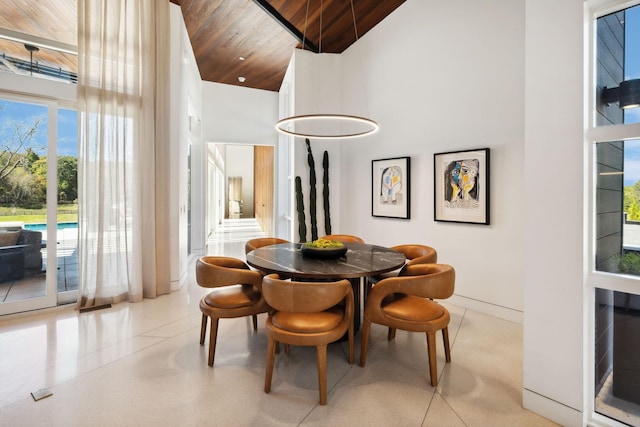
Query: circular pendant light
xmin=275 ymin=114 xmax=379 ymax=140
xmin=276 ymin=0 xmax=378 ymax=140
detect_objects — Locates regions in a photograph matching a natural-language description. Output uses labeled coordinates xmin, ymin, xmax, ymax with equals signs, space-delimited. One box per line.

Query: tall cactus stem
xmin=306 ymin=139 xmax=318 ymax=241
xmin=323 ymin=150 xmax=331 ymax=235
xmin=295 ymin=176 xmax=307 ymax=242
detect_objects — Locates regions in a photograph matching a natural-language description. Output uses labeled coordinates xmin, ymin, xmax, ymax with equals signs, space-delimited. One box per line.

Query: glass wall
xmin=592 ymin=2 xmax=640 ymax=425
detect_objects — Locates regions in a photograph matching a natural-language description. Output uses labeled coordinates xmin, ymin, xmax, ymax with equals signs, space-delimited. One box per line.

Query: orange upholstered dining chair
xmin=244 ymin=237 xmax=289 ymax=255
xmin=261 ymin=273 xmax=354 ymax=405
xmin=320 ymin=234 xmax=364 ymax=244
xmin=366 ymin=244 xmax=437 ymax=296
xmin=360 ymin=263 xmax=455 ymax=386
xmin=195 ymin=256 xmax=270 ymax=366
xmin=392 ymin=244 xmax=437 ymax=270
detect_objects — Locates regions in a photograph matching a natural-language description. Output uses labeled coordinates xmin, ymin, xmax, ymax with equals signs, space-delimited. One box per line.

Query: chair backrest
xmin=262 ymin=274 xmax=352 ymax=314
xmin=398 ymin=263 xmax=455 ymax=299
xmin=391 ymin=244 xmax=437 ymax=264
xmin=392 ymin=245 xmax=437 ymax=277
xmin=320 ymin=234 xmax=364 ymax=244
xmin=245 ymin=237 xmax=289 ymax=254
xmin=196 ymin=256 xmax=262 ymax=288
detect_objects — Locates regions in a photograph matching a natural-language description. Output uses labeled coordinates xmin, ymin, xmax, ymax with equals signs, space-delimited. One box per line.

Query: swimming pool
xmin=24 ymin=222 xmax=78 ymax=231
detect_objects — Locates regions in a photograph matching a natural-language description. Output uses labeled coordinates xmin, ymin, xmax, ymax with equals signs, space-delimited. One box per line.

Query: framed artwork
xmin=372 ymin=156 xmax=410 ymax=219
xmin=434 ymin=148 xmax=490 ymax=225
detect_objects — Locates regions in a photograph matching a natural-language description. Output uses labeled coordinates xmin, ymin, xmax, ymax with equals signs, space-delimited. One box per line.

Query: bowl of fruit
xmin=300 ymin=239 xmax=347 ymax=259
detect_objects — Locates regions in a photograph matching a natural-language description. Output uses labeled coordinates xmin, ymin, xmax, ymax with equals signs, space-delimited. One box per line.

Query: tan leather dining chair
xmin=196 ymin=256 xmax=270 ymax=366
xmin=320 ymin=234 xmax=364 ymax=244
xmin=244 ymin=237 xmax=289 ymax=255
xmin=367 ymin=244 xmax=437 ymax=296
xmin=261 ymin=273 xmax=354 ymax=405
xmin=360 ymin=263 xmax=455 ymax=386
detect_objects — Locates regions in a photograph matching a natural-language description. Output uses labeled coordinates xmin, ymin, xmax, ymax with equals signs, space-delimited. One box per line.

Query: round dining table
xmin=246 ymin=242 xmax=406 ymax=331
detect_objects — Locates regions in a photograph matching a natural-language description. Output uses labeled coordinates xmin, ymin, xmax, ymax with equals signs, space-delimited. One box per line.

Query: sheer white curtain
xmin=76 ymin=0 xmax=171 ymax=308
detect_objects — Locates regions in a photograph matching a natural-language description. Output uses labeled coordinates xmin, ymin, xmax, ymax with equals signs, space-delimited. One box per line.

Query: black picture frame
xmin=434 ymin=148 xmax=490 ymax=225
xmin=372 ymin=156 xmax=411 ymax=219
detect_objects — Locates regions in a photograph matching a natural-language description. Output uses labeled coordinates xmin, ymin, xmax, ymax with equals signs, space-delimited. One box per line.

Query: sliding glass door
xmin=0 ymin=96 xmax=77 ymax=314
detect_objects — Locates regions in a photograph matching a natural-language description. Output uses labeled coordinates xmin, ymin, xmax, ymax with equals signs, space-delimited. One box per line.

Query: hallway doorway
xmin=206 ymin=218 xmax=266 ymax=258
xmin=206 ymin=143 xmax=274 ymax=245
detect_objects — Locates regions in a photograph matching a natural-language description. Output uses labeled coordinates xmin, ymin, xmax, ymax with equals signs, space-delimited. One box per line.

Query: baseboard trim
xmin=523 ymin=388 xmax=583 ymax=427
xmin=79 ymin=303 xmax=112 ymax=313
xmin=447 ymin=294 xmax=523 ymax=324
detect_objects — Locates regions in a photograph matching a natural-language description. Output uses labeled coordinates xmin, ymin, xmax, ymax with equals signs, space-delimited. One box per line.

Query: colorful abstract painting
xmin=372 ymin=157 xmax=410 ymax=219
xmin=434 ymin=148 xmax=490 ymax=224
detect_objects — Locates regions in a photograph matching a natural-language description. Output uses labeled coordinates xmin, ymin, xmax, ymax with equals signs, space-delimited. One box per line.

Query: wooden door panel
xmin=254 ymin=146 xmax=274 ymax=235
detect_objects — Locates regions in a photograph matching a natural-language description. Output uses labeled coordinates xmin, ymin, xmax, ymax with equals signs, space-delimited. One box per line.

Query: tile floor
xmin=0 ymin=224 xmax=560 ymax=427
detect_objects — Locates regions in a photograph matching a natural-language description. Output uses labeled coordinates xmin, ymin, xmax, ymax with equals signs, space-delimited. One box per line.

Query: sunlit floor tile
xmin=422 ymin=392 xmax=466 ymax=427
xmin=437 ymin=310 xmax=558 ymax=426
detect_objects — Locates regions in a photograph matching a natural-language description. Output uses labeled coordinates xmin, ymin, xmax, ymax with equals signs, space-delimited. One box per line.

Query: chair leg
xmin=264 ymin=336 xmax=276 ymax=393
xmin=426 ymin=331 xmax=438 ymax=386
xmin=359 ymin=319 xmax=371 ymax=367
xmin=252 ymin=314 xmax=258 ymax=330
xmin=442 ymin=327 xmax=451 ymax=363
xmin=200 ymin=314 xmax=208 ymax=345
xmin=208 ymin=317 xmax=219 ymax=367
xmin=388 ymin=327 xmax=396 ymax=340
xmin=347 ymin=322 xmax=354 ymax=364
xmin=317 ymin=345 xmax=328 ymax=405
xmin=365 ymin=277 xmax=377 ymax=300
xmin=284 ymin=344 xmax=290 ymax=354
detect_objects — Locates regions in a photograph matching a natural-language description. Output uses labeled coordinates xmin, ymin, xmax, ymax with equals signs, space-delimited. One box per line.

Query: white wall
xmin=169 ymin=3 xmax=202 ymax=289
xmin=0 ymin=73 xmax=76 ymax=102
xmin=523 ymin=0 xmax=584 ymax=425
xmin=339 ymin=0 xmax=526 ymax=322
xmin=289 ymin=50 xmax=343 ymax=241
xmin=201 ymin=81 xmax=279 ymax=145
xmin=277 ymin=59 xmax=296 ymax=239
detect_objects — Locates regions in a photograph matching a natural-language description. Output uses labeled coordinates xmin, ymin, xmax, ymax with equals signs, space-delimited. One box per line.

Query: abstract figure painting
xmin=372 ymin=157 xmax=410 ymax=219
xmin=434 ymin=148 xmax=490 ymax=224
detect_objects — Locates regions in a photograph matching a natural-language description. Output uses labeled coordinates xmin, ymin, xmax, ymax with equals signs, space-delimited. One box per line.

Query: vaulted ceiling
xmin=0 ymin=0 xmax=77 ymax=77
xmin=174 ymin=0 xmax=405 ymax=91
xmin=0 ymin=0 xmax=405 ymax=92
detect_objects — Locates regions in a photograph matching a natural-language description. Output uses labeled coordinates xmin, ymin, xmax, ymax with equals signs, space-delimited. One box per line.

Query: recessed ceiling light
xmin=239 ymin=56 xmax=245 ymax=61
xmin=238 ymin=76 xmax=246 ymax=82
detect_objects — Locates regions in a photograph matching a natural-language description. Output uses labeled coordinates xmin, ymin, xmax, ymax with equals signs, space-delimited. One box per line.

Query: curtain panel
xmin=76 ymin=0 xmax=171 ymax=308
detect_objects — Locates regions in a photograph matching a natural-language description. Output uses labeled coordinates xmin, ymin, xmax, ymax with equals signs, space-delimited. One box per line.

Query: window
xmin=591 ymin=2 xmax=640 ymax=425
xmin=0 ymin=96 xmax=78 ymax=313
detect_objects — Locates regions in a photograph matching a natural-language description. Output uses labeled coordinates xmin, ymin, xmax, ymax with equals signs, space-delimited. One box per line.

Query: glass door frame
xmin=0 ymin=92 xmax=69 ymax=315
xmin=55 ymin=102 xmax=79 ymax=306
xmin=586 ymin=0 xmax=640 ymax=424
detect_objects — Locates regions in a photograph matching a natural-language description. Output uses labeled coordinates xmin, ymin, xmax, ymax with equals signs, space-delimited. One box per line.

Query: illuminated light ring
xmin=275 ymin=114 xmax=379 ymax=140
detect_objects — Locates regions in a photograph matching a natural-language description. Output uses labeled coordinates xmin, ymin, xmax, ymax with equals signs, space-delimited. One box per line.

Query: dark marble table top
xmin=246 ymin=242 xmax=406 ymax=280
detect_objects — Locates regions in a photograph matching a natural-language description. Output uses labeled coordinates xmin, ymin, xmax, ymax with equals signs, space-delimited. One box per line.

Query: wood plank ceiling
xmin=0 ymin=0 xmax=405 ymax=92
xmin=175 ymin=0 xmax=406 ymax=91
xmin=0 ymin=0 xmax=77 ymax=74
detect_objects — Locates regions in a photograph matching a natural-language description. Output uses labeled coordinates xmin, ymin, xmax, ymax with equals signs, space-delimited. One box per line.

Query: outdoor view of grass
xmin=0 ymin=204 xmax=77 ymax=224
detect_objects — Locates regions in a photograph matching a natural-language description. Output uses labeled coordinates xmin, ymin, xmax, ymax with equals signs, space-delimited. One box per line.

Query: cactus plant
xmin=295 ymin=176 xmax=307 ymax=242
xmin=323 ymin=150 xmax=331 ymax=235
xmin=305 ymin=139 xmax=318 ymax=241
